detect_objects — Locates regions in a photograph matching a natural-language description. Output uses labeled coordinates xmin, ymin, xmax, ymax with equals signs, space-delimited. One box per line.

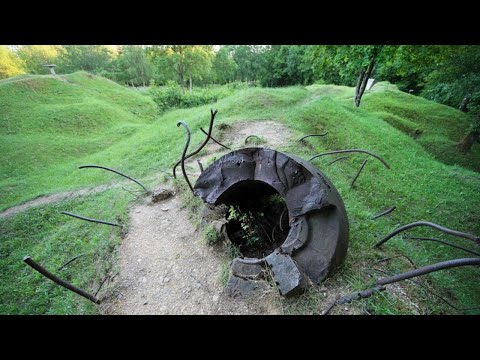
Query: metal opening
xmin=217 ymin=180 xmax=290 ymax=258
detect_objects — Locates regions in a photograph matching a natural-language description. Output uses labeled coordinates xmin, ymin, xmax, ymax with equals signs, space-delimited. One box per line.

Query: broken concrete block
xmin=265 ymin=251 xmax=308 ymax=297
xmin=231 ymin=258 xmax=265 ymax=280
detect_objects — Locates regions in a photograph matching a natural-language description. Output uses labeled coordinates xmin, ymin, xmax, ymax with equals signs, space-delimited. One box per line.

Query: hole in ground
xmin=217 ymin=180 xmax=290 ymax=258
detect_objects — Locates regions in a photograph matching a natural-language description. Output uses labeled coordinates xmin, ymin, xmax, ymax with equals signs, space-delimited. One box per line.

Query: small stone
xmin=161 ymin=208 xmax=169 ymax=211
xmin=151 ymin=188 xmax=174 ymax=203
xmin=344 ymin=307 xmax=349 ymax=311
xmin=163 ymin=277 xmax=170 ymax=283
xmin=143 ymin=301 xmax=148 ymax=305
xmin=135 ymin=209 xmax=141 ymax=213
xmin=141 ymin=277 xmax=147 ymax=283
xmin=137 ymin=258 xmax=142 ymax=262
xmin=212 ymin=295 xmax=219 ymax=302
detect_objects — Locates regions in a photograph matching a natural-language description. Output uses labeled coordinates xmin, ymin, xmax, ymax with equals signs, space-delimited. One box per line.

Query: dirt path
xmin=100 ymin=195 xmax=282 ymax=315
xmin=0 ymin=184 xmax=115 ymax=219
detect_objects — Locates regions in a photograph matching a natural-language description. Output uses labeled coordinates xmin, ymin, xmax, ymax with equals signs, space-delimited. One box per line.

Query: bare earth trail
xmin=101 ymin=120 xmax=295 ymax=315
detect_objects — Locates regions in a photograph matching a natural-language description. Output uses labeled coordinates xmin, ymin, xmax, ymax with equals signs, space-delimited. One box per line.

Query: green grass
xmin=1 ymin=73 xmax=479 ymax=314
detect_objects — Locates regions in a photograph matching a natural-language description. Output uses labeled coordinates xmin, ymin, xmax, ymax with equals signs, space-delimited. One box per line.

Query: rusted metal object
xmin=299 ymin=132 xmax=328 ymax=142
xmin=61 ymin=211 xmax=122 ymax=227
xmin=200 ymin=128 xmax=231 ymax=150
xmin=173 ymin=109 xmax=218 ymax=179
xmin=23 ymin=256 xmax=100 ymax=304
xmin=372 ymin=206 xmax=396 ymax=220
xmin=327 ymin=156 xmax=349 ymax=166
xmin=194 ymin=147 xmax=349 ymax=296
xmin=244 ymin=135 xmax=262 ymax=144
xmin=373 ymin=221 xmax=480 ymax=248
xmin=351 ymin=158 xmax=368 ymax=188
xmin=309 ymin=149 xmax=391 ymax=169
xmin=406 ymin=236 xmax=480 ymax=257
xmin=176 ymin=121 xmax=194 ymax=192
xmin=79 ymin=165 xmax=148 ymax=192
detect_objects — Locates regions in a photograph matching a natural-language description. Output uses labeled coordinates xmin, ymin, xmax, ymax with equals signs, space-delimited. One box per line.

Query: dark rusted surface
xmin=194 ymin=147 xmax=349 ymax=292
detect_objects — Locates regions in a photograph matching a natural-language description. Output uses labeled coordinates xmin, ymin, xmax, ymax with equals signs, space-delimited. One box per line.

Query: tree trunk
xmin=355 ymin=57 xmax=376 ymax=108
xmin=459 ymin=95 xmax=470 ymax=112
xmin=189 ymin=75 xmax=192 ymax=93
xmin=180 ymin=76 xmax=185 ymax=95
xmin=354 ymin=46 xmax=382 ymax=108
xmin=458 ymin=130 xmax=480 ymax=153
xmin=354 ymin=69 xmax=366 ymax=107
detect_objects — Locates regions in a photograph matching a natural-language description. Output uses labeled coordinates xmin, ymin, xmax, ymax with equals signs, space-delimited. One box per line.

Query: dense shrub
xmin=148 ymin=81 xmax=234 ymax=112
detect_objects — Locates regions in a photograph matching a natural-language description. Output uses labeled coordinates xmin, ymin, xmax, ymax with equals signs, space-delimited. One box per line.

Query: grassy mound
xmin=1 ymin=73 xmax=478 ymax=314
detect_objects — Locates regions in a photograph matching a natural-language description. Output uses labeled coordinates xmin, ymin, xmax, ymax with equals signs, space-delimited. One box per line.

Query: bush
xmin=148 ymin=81 xmax=234 ymax=113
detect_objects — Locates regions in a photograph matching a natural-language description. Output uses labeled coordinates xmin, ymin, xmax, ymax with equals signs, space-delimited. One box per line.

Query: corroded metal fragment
xmin=194 ymin=147 xmax=349 ymax=296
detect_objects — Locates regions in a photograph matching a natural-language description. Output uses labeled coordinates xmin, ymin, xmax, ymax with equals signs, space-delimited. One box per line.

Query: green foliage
xmin=202 ymin=224 xmax=221 ymax=245
xmin=227 ymin=205 xmax=262 ymax=247
xmin=16 ymin=45 xmax=61 ymax=74
xmin=0 ymin=46 xmax=24 ymax=79
xmin=114 ymin=45 xmax=154 ymax=86
xmin=56 ymin=45 xmax=115 ymax=75
xmin=148 ymin=81 xmax=233 ymax=112
xmin=212 ymin=46 xmax=237 ymax=84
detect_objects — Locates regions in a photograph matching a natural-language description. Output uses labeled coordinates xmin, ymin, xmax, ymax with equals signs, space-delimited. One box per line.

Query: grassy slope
xmin=0 ymin=75 xmax=478 ymax=314
xmin=0 ymin=72 xmax=157 ymax=209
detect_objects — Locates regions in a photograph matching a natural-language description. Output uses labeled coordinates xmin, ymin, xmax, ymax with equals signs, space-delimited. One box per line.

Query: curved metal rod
xmin=23 ymin=256 xmax=100 ymax=304
xmin=327 ymin=156 xmax=349 ymax=166
xmin=373 ymin=221 xmax=480 ymax=248
xmin=309 ymin=149 xmax=390 ymax=169
xmin=58 ymin=253 xmax=87 ymax=271
xmin=177 ymin=121 xmax=194 ymax=193
xmin=376 ymin=258 xmax=480 ymax=286
xmin=200 ymin=127 xmax=231 ymax=150
xmin=245 ymin=135 xmax=262 ymax=144
xmin=406 ymin=236 xmax=480 ymax=257
xmin=197 ymin=160 xmax=204 ymax=173
xmin=61 ymin=211 xmax=122 ymax=227
xmin=372 ymin=206 xmax=396 ymax=220
xmin=351 ymin=159 xmax=368 ymax=188
xmin=299 ymin=132 xmax=328 ymax=142
xmin=173 ymin=109 xmax=217 ymax=178
xmin=79 ymin=165 xmax=148 ymax=192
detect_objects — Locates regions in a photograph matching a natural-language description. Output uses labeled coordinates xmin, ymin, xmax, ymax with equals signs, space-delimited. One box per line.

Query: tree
xmin=420 ymin=46 xmax=480 ymax=152
xmin=0 ymin=45 xmax=24 ymax=79
xmin=161 ymin=45 xmax=214 ymax=93
xmin=16 ymin=45 xmax=61 ymax=74
xmin=212 ymin=46 xmax=237 ymax=84
xmin=231 ymin=45 xmax=266 ymax=84
xmin=56 ymin=45 xmax=115 ymax=74
xmin=115 ymin=45 xmax=154 ymax=86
